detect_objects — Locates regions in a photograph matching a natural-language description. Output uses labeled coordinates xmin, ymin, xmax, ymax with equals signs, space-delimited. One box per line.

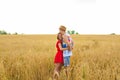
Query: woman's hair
xmin=57 ymin=33 xmax=63 ymax=45
xmin=57 ymin=33 xmax=62 ymax=40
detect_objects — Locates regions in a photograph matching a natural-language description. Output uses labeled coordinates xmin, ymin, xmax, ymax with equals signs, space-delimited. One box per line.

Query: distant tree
xmin=67 ymin=30 xmax=78 ymax=35
xmin=0 ymin=30 xmax=7 ymax=35
xmin=76 ymin=32 xmax=79 ymax=35
xmin=110 ymin=33 xmax=116 ymax=35
xmin=13 ymin=32 xmax=18 ymax=35
xmin=67 ymin=30 xmax=71 ymax=34
xmin=0 ymin=30 xmax=19 ymax=35
xmin=71 ymin=30 xmax=75 ymax=34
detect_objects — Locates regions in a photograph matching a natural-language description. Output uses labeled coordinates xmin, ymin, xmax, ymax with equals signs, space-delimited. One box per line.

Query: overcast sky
xmin=0 ymin=0 xmax=120 ymax=34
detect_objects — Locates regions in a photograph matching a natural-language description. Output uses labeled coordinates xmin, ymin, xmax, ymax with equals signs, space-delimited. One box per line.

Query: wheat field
xmin=0 ymin=35 xmax=120 ymax=80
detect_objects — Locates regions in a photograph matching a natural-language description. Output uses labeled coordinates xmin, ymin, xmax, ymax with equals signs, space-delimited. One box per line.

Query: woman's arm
xmin=58 ymin=43 xmax=68 ymax=51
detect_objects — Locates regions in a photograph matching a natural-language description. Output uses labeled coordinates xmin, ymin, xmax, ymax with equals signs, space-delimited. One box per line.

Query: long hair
xmin=57 ymin=33 xmax=63 ymax=45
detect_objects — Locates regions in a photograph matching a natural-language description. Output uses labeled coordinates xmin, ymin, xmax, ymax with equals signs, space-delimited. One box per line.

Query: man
xmin=59 ymin=25 xmax=74 ymax=78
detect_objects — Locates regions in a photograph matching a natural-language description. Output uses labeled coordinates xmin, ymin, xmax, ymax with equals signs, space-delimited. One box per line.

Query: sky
xmin=0 ymin=0 xmax=120 ymax=34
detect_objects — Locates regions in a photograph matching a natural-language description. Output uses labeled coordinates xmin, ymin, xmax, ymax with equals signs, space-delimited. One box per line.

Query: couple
xmin=53 ymin=25 xmax=74 ymax=80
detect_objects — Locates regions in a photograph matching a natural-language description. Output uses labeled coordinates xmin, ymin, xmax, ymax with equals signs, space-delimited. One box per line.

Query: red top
xmin=54 ymin=40 xmax=64 ymax=64
xmin=56 ymin=40 xmax=63 ymax=52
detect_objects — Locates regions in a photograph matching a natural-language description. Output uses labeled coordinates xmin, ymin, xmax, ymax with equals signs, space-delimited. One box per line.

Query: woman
xmin=53 ymin=33 xmax=69 ymax=80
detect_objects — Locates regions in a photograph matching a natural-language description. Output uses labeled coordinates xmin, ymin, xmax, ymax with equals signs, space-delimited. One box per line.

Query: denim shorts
xmin=63 ymin=56 xmax=70 ymax=67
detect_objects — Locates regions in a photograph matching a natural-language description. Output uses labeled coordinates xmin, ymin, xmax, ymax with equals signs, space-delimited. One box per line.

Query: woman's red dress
xmin=54 ymin=40 xmax=64 ymax=64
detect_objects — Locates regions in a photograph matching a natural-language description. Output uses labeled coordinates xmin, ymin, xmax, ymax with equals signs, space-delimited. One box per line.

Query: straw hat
xmin=59 ymin=25 xmax=66 ymax=31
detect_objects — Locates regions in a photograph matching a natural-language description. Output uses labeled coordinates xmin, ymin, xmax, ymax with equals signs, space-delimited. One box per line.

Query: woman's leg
xmin=57 ymin=63 xmax=63 ymax=75
xmin=53 ymin=63 xmax=60 ymax=80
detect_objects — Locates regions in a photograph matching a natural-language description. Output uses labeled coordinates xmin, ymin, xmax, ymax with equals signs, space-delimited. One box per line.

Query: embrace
xmin=53 ymin=25 xmax=74 ymax=80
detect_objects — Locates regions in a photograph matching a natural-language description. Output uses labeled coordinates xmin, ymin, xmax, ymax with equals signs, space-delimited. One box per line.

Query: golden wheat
xmin=0 ymin=35 xmax=120 ymax=80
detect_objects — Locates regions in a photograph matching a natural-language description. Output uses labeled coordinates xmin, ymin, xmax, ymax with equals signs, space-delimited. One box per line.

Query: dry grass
xmin=0 ymin=35 xmax=120 ymax=80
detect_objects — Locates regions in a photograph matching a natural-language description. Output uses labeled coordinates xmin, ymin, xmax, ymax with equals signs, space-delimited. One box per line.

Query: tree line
xmin=67 ymin=30 xmax=79 ymax=35
xmin=0 ymin=30 xmax=79 ymax=35
xmin=1 ymin=29 xmax=116 ymax=35
xmin=0 ymin=30 xmax=18 ymax=35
